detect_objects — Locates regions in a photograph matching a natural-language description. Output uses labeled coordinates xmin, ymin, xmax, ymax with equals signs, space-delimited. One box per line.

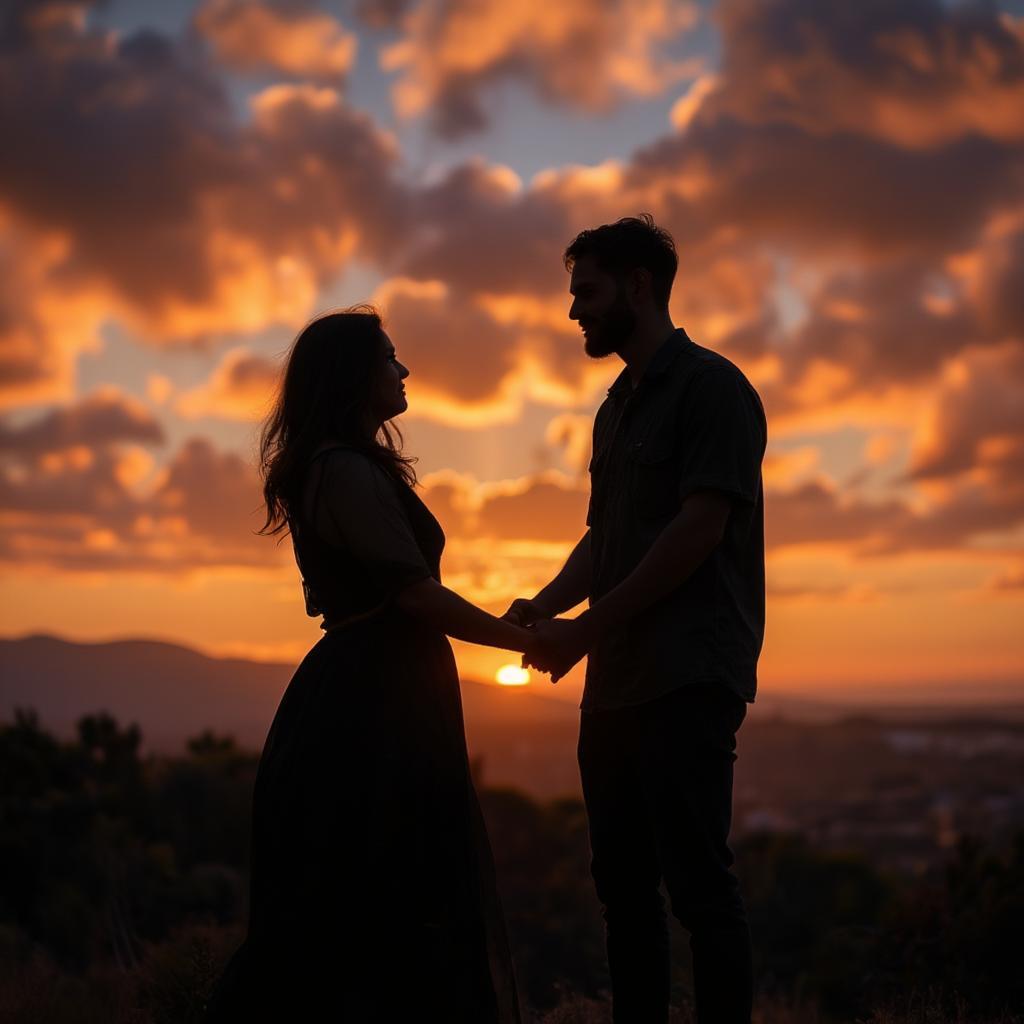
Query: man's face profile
xmin=568 ymin=254 xmax=636 ymax=359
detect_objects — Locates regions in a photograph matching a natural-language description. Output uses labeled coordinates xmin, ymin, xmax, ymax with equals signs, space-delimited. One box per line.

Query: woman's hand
xmin=501 ymin=597 xmax=553 ymax=627
xmin=522 ymin=616 xmax=594 ymax=683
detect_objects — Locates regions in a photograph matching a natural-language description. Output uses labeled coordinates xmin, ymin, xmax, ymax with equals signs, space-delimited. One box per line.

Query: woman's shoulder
xmin=312 ymin=443 xmax=401 ymax=495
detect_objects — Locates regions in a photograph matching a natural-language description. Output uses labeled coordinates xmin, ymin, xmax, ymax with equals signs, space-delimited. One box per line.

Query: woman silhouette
xmin=203 ymin=307 xmax=526 ymax=1022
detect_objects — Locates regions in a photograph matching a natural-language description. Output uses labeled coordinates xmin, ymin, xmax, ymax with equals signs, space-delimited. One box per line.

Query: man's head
xmin=564 ymin=214 xmax=677 ymax=358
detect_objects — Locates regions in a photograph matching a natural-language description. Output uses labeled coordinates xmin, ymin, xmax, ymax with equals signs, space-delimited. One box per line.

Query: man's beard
xmin=584 ymin=287 xmax=636 ymax=358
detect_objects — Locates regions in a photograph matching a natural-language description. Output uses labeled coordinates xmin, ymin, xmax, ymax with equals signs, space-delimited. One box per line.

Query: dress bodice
xmin=288 ymin=445 xmax=445 ymax=627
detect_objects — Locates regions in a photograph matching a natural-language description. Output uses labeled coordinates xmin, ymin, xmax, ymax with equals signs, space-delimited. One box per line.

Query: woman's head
xmin=258 ymin=305 xmax=416 ymax=537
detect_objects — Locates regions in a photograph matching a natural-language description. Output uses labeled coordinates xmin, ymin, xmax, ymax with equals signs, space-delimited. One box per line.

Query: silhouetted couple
xmin=203 ymin=216 xmax=767 ymax=1023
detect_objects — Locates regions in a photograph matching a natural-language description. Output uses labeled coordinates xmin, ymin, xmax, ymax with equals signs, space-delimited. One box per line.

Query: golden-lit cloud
xmin=474 ymin=473 xmax=589 ymax=543
xmin=0 ymin=7 xmax=403 ymax=402
xmin=987 ymin=563 xmax=1024 ymax=592
xmin=0 ymin=214 xmax=107 ymax=408
xmin=194 ymin=0 xmax=357 ymax=81
xmin=374 ymin=277 xmax=521 ymax=416
xmin=0 ymin=387 xmax=165 ymax=454
xmin=373 ymin=276 xmax=602 ymax=426
xmin=420 ymin=470 xmax=588 ymax=545
xmin=400 ymin=159 xmax=580 ymax=299
xmin=1 ymin=0 xmax=1022 ymax=689
xmin=0 ymin=396 xmax=272 ymax=574
xmin=764 ymin=477 xmax=910 ymax=555
xmin=175 ymin=347 xmax=281 ymax=421
xmin=908 ymin=343 xmax=1024 ymax=485
xmin=4 ymin=0 xmax=1023 ymax=427
xmin=894 ymin=342 xmax=1024 ymax=550
xmin=544 ymin=413 xmax=592 ymax=476
xmin=376 ymin=0 xmax=700 ymax=136
xmin=669 ymin=72 xmax=719 ymax=131
xmin=703 ymin=0 xmax=1024 ymax=148
xmin=762 ymin=446 xmax=820 ymax=489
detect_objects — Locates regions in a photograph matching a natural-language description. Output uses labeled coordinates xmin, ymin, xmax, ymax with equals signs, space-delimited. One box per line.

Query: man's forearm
xmin=578 ymin=495 xmax=728 ymax=638
xmin=534 ymin=530 xmax=591 ymax=615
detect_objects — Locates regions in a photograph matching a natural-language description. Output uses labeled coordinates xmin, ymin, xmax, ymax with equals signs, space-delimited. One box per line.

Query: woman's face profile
xmin=368 ymin=330 xmax=409 ymax=427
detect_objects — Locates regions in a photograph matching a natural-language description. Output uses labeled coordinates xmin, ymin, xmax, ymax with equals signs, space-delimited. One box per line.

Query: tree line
xmin=1 ymin=709 xmax=1021 ymax=1022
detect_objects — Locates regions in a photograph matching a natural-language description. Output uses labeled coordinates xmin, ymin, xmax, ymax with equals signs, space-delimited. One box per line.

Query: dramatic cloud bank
xmin=372 ymin=0 xmax=700 ymax=137
xmin=0 ymin=0 xmax=1022 ymax=670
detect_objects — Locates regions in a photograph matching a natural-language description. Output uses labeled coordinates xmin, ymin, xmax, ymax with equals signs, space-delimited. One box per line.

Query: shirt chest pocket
xmin=629 ymin=439 xmax=680 ymax=520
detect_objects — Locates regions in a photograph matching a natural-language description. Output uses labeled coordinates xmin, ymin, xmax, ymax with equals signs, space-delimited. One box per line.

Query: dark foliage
xmin=1 ymin=710 xmax=1022 ymax=1023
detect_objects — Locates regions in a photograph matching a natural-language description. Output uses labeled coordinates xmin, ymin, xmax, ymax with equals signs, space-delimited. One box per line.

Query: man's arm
xmin=579 ymin=493 xmax=727 ymax=637
xmin=523 ymin=494 xmax=730 ymax=680
xmin=535 ymin=529 xmax=592 ymax=614
xmin=503 ymin=529 xmax=591 ymax=625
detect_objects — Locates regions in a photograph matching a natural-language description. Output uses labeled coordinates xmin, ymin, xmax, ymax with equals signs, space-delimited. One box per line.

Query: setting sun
xmin=496 ymin=664 xmax=530 ymax=686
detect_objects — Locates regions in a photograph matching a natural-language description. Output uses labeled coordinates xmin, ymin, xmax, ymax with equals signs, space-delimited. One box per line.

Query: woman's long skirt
xmin=202 ymin=614 xmax=520 ymax=1021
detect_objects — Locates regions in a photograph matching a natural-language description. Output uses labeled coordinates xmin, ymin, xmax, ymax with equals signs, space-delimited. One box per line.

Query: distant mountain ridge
xmin=0 ymin=632 xmax=576 ymax=753
xmin=3 ymin=634 xmax=1022 ymax=797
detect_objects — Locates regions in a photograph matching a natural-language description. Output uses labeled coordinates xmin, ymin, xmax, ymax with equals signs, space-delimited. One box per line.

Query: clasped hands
xmin=501 ymin=598 xmax=592 ymax=683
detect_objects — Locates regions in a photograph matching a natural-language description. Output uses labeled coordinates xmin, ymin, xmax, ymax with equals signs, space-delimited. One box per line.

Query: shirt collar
xmin=607 ymin=328 xmax=690 ymax=397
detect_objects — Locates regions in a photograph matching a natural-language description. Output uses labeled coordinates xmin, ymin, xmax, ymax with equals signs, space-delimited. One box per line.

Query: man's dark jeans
xmin=578 ymin=683 xmax=752 ymax=1024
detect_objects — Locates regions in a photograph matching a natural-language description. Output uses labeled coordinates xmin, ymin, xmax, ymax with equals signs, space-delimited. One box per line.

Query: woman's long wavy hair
xmin=258 ymin=305 xmax=416 ymax=539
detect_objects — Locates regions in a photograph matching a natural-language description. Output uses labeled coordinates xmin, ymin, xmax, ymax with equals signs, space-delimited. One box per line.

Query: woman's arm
xmin=396 ymin=577 xmax=532 ymax=652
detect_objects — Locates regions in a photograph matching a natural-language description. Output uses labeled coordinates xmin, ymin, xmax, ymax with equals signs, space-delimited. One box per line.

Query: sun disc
xmin=496 ymin=664 xmax=530 ymax=686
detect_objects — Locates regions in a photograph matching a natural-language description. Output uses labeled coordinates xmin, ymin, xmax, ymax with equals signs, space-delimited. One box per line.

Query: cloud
xmin=0 ymin=2 xmax=404 ymax=403
xmin=383 ymin=0 xmax=1024 ymax=420
xmin=0 ymin=432 xmax=592 ymax=575
xmin=375 ymin=278 xmax=521 ymax=411
xmin=0 ymin=385 xmax=268 ymax=573
xmin=0 ymin=434 xmax=276 ymax=574
xmin=764 ymin=477 xmax=911 ymax=553
xmin=151 ymin=436 xmax=267 ymax=549
xmin=418 ymin=468 xmax=476 ymax=539
xmin=402 ymin=159 xmax=578 ymax=298
xmin=0 ymin=213 xmax=107 ymax=408
xmin=0 ymin=387 xmax=165 ymax=455
xmin=763 ymin=427 xmax=1024 ymax=557
xmin=193 ymin=0 xmax=357 ymax=82
xmin=373 ymin=275 xmax=602 ymax=426
xmin=11 ymin=0 xmax=1020 ymax=430
xmin=670 ymin=71 xmax=719 ymax=131
xmin=766 ymin=580 xmax=882 ymax=604
xmin=2 ymin=0 xmax=1023 ymax=586
xmin=175 ymin=347 xmax=281 ymax=421
xmin=420 ymin=469 xmax=588 ymax=544
xmin=611 ymin=0 xmax=1024 ymax=412
xmin=987 ymin=563 xmax=1024 ymax=592
xmin=544 ymin=413 xmax=592 ymax=476
xmin=703 ymin=0 xmax=1024 ymax=148
xmin=908 ymin=342 xmax=1024 ymax=485
xmin=474 ymin=473 xmax=589 ymax=542
xmin=762 ymin=446 xmax=819 ymax=489
xmin=377 ymin=0 xmax=700 ymax=137
xmin=894 ymin=342 xmax=1024 ymax=549
xmin=952 ymin=215 xmax=1024 ymax=342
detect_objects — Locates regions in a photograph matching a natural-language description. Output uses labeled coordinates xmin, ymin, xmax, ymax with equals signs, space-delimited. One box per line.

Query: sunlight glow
xmin=496 ymin=664 xmax=530 ymax=686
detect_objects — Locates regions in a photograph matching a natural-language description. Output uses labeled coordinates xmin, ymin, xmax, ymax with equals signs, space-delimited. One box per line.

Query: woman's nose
xmin=399 ymin=362 xmax=410 ymax=378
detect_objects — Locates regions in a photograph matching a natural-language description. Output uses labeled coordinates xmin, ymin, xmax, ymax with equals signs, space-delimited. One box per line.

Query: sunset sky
xmin=2 ymin=0 xmax=1023 ymax=706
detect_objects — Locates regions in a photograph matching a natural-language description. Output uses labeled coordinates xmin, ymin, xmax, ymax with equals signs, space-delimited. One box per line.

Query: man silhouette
xmin=510 ymin=215 xmax=766 ymax=1023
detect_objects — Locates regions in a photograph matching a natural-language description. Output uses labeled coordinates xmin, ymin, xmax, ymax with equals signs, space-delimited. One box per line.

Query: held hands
xmin=521 ymin=617 xmax=590 ymax=684
xmin=501 ymin=597 xmax=551 ymax=629
xmin=500 ymin=597 xmax=591 ymax=683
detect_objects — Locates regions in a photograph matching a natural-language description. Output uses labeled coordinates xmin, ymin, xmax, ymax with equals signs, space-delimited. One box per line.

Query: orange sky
xmin=1 ymin=0 xmax=1023 ymax=706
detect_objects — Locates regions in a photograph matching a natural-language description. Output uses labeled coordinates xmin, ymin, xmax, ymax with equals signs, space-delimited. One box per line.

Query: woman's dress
xmin=203 ymin=445 xmax=521 ymax=1022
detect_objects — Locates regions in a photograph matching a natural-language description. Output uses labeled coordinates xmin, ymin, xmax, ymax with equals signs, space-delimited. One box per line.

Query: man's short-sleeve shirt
xmin=583 ymin=329 xmax=767 ymax=711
